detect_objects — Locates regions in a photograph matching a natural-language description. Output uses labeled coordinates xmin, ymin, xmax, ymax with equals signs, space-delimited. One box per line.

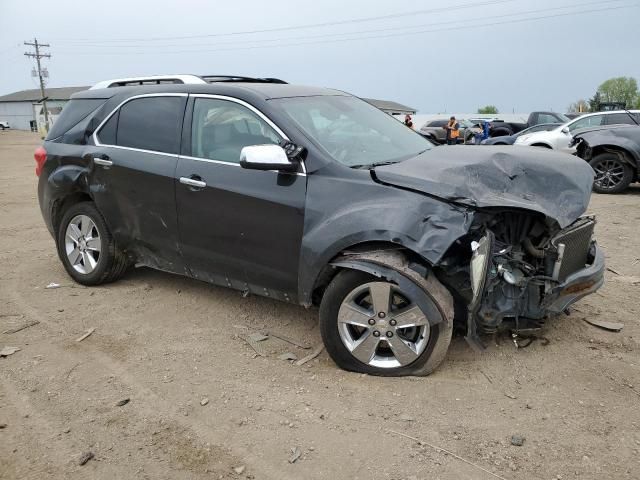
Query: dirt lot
xmin=1 ymin=130 xmax=639 ymax=480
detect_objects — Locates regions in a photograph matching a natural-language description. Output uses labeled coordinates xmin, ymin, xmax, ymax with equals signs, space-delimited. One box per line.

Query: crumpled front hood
xmin=374 ymin=146 xmax=594 ymax=228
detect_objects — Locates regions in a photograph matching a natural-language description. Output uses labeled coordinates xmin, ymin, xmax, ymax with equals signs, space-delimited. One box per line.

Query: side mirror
xmin=239 ymin=145 xmax=297 ymax=172
xmin=561 ymin=127 xmax=570 ymax=134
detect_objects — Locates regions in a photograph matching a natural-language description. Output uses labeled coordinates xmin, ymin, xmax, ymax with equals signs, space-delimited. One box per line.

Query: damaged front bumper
xmin=543 ymin=242 xmax=604 ymax=314
xmin=465 ymin=215 xmax=605 ymax=344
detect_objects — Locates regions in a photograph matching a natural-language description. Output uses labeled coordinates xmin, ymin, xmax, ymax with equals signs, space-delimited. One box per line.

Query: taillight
xmin=34 ymin=146 xmax=47 ymax=176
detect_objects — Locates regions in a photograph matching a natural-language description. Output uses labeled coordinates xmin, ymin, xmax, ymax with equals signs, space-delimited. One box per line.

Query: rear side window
xmin=427 ymin=120 xmax=447 ymax=127
xmin=46 ymin=98 xmax=106 ymax=140
xmin=116 ymin=97 xmax=184 ymax=154
xmin=537 ymin=113 xmax=560 ymax=125
xmin=96 ymin=96 xmax=185 ymax=154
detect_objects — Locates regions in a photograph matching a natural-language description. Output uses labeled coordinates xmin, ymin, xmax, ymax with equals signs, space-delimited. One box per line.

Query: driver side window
xmin=191 ymin=98 xmax=281 ymax=163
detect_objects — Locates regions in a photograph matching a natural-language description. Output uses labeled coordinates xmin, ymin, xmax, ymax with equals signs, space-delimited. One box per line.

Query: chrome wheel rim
xmin=337 ymin=282 xmax=430 ymax=369
xmin=593 ymin=159 xmax=625 ymax=190
xmin=65 ymin=215 xmax=101 ymax=274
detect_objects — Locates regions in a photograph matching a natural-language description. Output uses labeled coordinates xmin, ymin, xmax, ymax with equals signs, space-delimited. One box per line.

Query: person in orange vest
xmin=445 ymin=116 xmax=460 ymax=145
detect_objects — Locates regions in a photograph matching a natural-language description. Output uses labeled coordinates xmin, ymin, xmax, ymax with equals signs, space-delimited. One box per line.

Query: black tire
xmin=319 ymin=269 xmax=453 ymax=376
xmin=56 ymin=202 xmax=129 ymax=285
xmin=589 ymin=153 xmax=634 ymax=194
xmin=491 ymin=129 xmax=512 ymax=137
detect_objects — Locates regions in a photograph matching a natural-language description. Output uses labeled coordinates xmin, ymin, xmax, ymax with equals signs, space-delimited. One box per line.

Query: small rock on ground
xmin=78 ymin=451 xmax=94 ymax=466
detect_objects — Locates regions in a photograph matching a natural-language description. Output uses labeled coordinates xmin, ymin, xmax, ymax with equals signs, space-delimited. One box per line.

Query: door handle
xmin=93 ymin=154 xmax=113 ymax=167
xmin=180 ymin=176 xmax=207 ymax=189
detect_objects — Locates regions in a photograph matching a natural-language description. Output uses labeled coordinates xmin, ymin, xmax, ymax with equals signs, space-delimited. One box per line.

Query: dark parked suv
xmin=37 ymin=74 xmax=605 ymax=376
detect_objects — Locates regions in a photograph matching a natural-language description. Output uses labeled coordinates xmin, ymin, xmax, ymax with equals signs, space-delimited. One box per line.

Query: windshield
xmin=273 ymin=95 xmax=432 ymax=167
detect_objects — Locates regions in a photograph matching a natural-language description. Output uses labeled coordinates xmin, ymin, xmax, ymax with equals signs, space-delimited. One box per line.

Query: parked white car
xmin=0 ymin=121 xmax=10 ymax=130
xmin=514 ymin=110 xmax=640 ymax=152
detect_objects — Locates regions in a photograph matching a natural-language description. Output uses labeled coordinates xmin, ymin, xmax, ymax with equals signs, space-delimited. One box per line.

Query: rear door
xmin=88 ymin=94 xmax=187 ymax=272
xmin=175 ymin=95 xmax=306 ymax=301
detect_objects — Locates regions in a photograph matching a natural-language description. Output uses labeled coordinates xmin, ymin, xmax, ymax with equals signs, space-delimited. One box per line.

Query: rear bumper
xmin=543 ymin=242 xmax=605 ymax=313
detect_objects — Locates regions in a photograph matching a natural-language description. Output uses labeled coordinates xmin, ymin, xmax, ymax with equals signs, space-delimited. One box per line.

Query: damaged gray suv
xmin=37 ymin=75 xmax=605 ymax=376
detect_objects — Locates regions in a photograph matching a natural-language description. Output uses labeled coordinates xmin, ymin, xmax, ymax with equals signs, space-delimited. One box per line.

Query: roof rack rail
xmin=89 ymin=74 xmax=207 ymax=90
xmin=200 ymin=75 xmax=288 ymax=84
xmin=89 ymin=74 xmax=287 ymax=90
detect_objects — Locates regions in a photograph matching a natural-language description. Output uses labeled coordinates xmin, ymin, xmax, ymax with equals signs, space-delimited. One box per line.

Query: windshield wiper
xmin=349 ymin=161 xmax=399 ymax=169
xmin=624 ymin=109 xmax=639 ymax=126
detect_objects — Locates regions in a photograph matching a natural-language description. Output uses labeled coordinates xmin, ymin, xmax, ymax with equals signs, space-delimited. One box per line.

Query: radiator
xmin=551 ymin=217 xmax=595 ymax=282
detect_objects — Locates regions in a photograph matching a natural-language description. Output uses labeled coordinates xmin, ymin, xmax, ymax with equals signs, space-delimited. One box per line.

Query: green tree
xmin=477 ymin=105 xmax=498 ymax=114
xmin=596 ymin=77 xmax=638 ymax=107
xmin=568 ymin=99 xmax=589 ymax=113
xmin=588 ymin=91 xmax=602 ymax=112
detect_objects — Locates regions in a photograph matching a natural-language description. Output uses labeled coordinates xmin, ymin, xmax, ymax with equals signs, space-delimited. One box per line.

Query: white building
xmin=0 ymin=86 xmax=88 ymax=132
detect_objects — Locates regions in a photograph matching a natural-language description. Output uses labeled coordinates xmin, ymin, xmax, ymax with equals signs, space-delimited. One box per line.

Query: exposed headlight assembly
xmin=465 ymin=230 xmax=494 ymax=351
xmin=469 ymin=231 xmax=494 ymax=310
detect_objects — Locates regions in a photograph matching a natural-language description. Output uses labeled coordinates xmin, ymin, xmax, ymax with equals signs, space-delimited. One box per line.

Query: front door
xmin=89 ymin=94 xmax=187 ymax=272
xmin=175 ymin=95 xmax=306 ymax=301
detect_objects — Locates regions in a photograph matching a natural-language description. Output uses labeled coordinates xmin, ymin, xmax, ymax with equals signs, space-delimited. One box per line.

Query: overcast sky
xmin=1 ymin=0 xmax=639 ymax=113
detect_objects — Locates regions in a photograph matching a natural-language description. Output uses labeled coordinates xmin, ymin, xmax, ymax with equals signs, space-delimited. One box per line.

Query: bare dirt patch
xmin=1 ymin=130 xmax=638 ymax=479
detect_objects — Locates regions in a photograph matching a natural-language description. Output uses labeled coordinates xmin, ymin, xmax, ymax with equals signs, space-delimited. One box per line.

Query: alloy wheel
xmin=593 ymin=159 xmax=626 ymax=191
xmin=337 ymin=282 xmax=430 ymax=368
xmin=64 ymin=214 xmax=102 ymax=274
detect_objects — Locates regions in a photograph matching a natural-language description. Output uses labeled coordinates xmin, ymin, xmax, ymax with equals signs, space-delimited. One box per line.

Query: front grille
xmin=551 ymin=217 xmax=595 ymax=281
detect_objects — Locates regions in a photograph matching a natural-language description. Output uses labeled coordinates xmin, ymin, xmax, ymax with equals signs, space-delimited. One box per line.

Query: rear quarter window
xmin=46 ymin=98 xmax=107 ymax=141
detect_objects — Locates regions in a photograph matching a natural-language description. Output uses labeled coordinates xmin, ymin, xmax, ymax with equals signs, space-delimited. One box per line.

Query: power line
xmin=54 ymin=3 xmax=638 ymax=56
xmin=53 ymin=0 xmax=519 ymax=44
xmin=24 ymin=38 xmax=51 ymax=131
xmin=53 ymin=0 xmax=632 ymax=50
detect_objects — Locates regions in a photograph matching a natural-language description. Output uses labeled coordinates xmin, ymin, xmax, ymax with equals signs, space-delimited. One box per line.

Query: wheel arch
xmin=530 ymin=142 xmax=553 ymax=148
xmin=308 ymin=241 xmax=437 ymax=307
xmin=51 ymin=192 xmax=94 ymax=236
xmin=46 ymin=165 xmax=94 ymax=236
xmin=591 ymin=145 xmax=639 ymax=178
xmin=491 ymin=128 xmax=512 ymax=137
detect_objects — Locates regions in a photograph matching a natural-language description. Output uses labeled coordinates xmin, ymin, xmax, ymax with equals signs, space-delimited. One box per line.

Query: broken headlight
xmin=469 ymin=231 xmax=494 ymax=309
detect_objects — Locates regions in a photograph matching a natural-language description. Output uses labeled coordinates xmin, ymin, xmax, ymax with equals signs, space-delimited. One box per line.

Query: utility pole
xmin=24 ymin=38 xmax=51 ymax=132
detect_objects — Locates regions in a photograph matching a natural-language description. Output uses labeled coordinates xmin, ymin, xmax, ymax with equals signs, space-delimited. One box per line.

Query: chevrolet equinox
xmin=37 ymin=74 xmax=605 ymax=376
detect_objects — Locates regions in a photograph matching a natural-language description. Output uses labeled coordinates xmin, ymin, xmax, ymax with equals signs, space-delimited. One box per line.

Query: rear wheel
xmin=56 ymin=202 xmax=129 ymax=285
xmin=590 ymin=153 xmax=634 ymax=194
xmin=320 ymin=269 xmax=453 ymax=376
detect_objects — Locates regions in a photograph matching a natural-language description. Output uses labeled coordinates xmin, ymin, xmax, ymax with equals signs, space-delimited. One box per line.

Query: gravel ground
xmin=1 ymin=130 xmax=639 ymax=480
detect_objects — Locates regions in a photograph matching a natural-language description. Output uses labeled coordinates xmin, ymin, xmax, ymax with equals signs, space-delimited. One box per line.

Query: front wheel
xmin=589 ymin=153 xmax=634 ymax=194
xmin=320 ymin=269 xmax=453 ymax=376
xmin=56 ymin=202 xmax=129 ymax=285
